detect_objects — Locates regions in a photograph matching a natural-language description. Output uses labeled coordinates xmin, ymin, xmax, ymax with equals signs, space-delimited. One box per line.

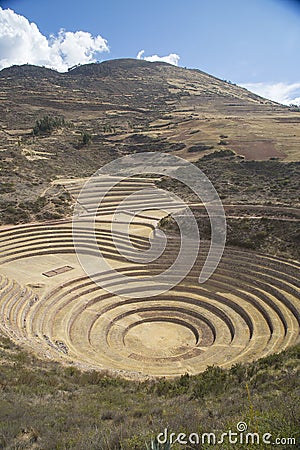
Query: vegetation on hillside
xmin=33 ymin=116 xmax=68 ymax=136
xmin=157 ymin=154 xmax=300 ymax=258
xmin=0 ymin=332 xmax=298 ymax=449
xmin=0 ymin=186 xmax=73 ymax=225
xmin=158 ymin=154 xmax=300 ymax=206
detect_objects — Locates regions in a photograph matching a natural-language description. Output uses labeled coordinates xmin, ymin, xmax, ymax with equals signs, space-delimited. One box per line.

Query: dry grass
xmin=0 ymin=331 xmax=299 ymax=449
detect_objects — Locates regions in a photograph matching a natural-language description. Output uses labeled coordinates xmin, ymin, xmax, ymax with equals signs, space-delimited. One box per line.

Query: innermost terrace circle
xmin=123 ymin=319 xmax=198 ymax=358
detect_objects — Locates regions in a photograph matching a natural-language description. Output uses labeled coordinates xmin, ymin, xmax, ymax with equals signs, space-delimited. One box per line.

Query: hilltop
xmin=1 ymin=58 xmax=300 ymax=225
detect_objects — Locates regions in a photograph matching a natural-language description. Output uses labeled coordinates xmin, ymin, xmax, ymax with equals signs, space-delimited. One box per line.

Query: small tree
xmin=80 ymin=131 xmax=92 ymax=146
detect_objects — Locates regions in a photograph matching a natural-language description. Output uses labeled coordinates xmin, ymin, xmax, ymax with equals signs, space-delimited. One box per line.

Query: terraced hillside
xmin=1 ymin=59 xmax=300 ymax=166
xmin=1 ymin=59 xmax=300 ymax=226
xmin=0 ymin=173 xmax=299 ymax=378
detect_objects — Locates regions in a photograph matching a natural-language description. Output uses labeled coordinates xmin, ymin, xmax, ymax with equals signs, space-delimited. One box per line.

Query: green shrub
xmin=192 ymin=366 xmax=229 ymax=399
xmin=33 ymin=115 xmax=66 ymax=135
xmin=80 ymin=131 xmax=92 ymax=146
xmin=188 ymin=143 xmax=214 ymax=152
xmin=202 ymin=149 xmax=235 ymax=159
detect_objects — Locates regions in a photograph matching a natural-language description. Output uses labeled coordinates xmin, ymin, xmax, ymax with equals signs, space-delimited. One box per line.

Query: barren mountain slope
xmin=0 ymin=58 xmax=299 ymax=224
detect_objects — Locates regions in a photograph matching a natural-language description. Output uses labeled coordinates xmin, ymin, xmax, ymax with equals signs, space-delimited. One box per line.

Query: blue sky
xmin=0 ymin=0 xmax=300 ymax=104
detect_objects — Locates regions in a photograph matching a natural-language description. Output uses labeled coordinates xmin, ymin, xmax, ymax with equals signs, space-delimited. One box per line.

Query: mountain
xmin=0 ymin=58 xmax=299 ymax=224
xmin=1 ymin=58 xmax=300 ymax=161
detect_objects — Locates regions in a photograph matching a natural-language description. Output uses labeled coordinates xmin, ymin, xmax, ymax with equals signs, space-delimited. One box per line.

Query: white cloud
xmin=0 ymin=7 xmax=109 ymax=72
xmin=136 ymin=50 xmax=145 ymax=60
xmin=137 ymin=49 xmax=180 ymax=66
xmin=241 ymin=81 xmax=300 ymax=106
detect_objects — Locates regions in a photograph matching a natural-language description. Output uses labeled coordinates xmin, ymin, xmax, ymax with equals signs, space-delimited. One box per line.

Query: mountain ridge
xmin=0 ymin=58 xmax=280 ymax=107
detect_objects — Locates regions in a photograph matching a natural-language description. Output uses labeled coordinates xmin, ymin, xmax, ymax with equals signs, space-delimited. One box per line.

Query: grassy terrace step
xmin=0 ymin=276 xmax=36 ymax=342
xmin=0 ymin=225 xmax=153 ymax=246
xmin=0 ymin=232 xmax=150 ymax=257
